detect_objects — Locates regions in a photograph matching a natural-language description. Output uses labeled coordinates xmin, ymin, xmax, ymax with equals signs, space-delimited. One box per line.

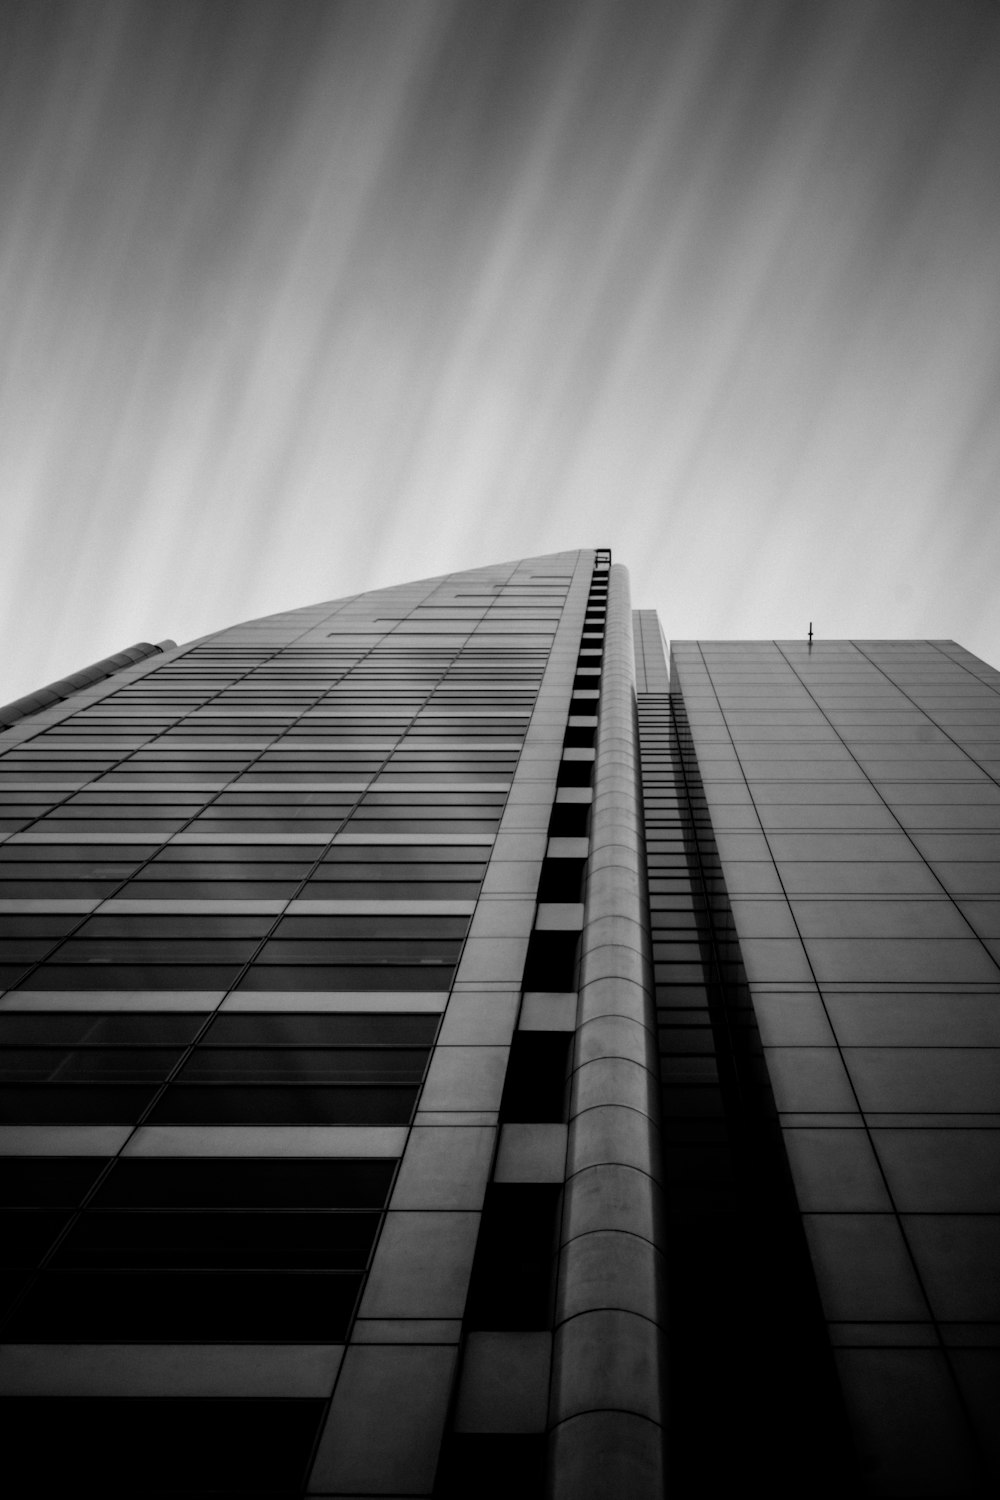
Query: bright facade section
xmin=0 ymin=556 xmax=998 ymax=1496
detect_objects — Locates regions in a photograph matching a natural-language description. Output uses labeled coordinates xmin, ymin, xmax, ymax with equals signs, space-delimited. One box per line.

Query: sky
xmin=2 ymin=0 xmax=1000 ymax=703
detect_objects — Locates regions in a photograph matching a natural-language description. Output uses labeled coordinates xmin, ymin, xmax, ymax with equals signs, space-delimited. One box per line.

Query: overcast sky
xmin=2 ymin=0 xmax=999 ymax=702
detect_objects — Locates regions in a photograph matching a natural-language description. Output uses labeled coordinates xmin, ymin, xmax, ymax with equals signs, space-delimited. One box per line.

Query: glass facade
xmin=0 ymin=551 xmax=624 ymax=1499
xmin=0 ymin=557 xmax=997 ymax=1495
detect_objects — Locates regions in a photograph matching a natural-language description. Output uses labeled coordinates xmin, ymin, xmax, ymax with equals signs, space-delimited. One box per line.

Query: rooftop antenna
xmin=808 ymin=622 xmax=814 ymax=646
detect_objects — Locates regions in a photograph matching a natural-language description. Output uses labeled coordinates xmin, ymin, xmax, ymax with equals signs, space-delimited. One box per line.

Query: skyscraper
xmin=0 ymin=550 xmax=997 ymax=1496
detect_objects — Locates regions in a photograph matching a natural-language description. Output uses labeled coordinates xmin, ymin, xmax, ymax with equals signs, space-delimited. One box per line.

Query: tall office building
xmin=0 ymin=549 xmax=997 ymax=1496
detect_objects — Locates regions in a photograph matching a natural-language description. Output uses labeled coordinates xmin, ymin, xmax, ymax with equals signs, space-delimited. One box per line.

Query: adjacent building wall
xmin=671 ymin=638 xmax=1000 ymax=1495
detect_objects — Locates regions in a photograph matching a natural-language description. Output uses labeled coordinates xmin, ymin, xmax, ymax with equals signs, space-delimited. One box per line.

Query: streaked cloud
xmin=2 ymin=0 xmax=999 ymax=700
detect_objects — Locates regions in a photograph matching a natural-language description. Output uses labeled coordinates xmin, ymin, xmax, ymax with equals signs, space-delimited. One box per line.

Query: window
xmin=0 ymin=1399 xmax=325 ymax=1490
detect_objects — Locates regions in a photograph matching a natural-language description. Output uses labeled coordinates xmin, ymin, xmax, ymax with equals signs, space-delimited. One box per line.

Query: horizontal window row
xmin=103 ymin=695 xmax=533 ymax=707
xmin=4 ymin=1270 xmax=363 ymax=1340
xmin=3 ymin=1208 xmax=381 ymax=1268
xmin=0 ymin=1012 xmax=437 ymax=1045
xmin=20 ymin=786 xmax=512 ymax=810
xmin=8 ymin=737 xmax=524 ymax=752
xmin=5 ymin=936 xmax=458 ymax=960
xmin=4 ymin=936 xmax=462 ymax=963
xmin=143 ymin=863 xmax=487 ymax=883
xmin=0 ymin=913 xmax=468 ymax=937
xmin=0 ymin=879 xmax=483 ymax=899
xmin=0 ymin=1083 xmax=421 ymax=1123
xmin=0 ymin=767 xmax=122 ymax=778
xmin=0 ymin=1155 xmax=396 ymax=1208
xmin=0 ymin=843 xmax=489 ymax=865
xmin=64 ymin=721 xmax=529 ymax=736
xmin=46 ymin=721 xmax=527 ymax=735
xmin=0 ymin=1400 xmax=324 ymax=1491
xmin=1 ymin=1047 xmax=430 ymax=1082
xmin=6 ymin=964 xmax=455 ymax=991
xmin=0 ymin=914 xmax=464 ymax=954
xmin=25 ymin=816 xmax=501 ymax=833
xmin=39 ymin=791 xmax=357 ymax=806
xmin=78 ymin=700 xmax=534 ymax=711
xmin=0 ymin=866 xmax=485 ymax=890
xmin=273 ymin=705 xmax=530 ymax=716
xmin=0 ymin=756 xmax=518 ymax=773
